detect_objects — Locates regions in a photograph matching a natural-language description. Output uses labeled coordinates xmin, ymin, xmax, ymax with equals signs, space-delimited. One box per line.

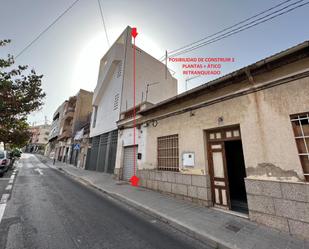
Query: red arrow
xmin=131 ymin=27 xmax=139 ymax=187
xmin=131 ymin=27 xmax=138 ymax=38
xmin=130 ymin=175 xmax=139 ymax=187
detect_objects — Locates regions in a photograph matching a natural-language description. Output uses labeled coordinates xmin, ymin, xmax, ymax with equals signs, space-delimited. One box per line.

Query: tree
xmin=0 ymin=40 xmax=46 ymax=148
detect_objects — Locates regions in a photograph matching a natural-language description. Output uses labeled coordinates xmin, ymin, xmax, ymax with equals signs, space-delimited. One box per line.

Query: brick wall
xmin=137 ymin=170 xmax=212 ymax=206
xmin=245 ymin=178 xmax=309 ymax=239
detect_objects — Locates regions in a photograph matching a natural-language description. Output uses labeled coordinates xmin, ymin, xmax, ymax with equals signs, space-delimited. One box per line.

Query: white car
xmin=0 ymin=150 xmax=11 ymax=177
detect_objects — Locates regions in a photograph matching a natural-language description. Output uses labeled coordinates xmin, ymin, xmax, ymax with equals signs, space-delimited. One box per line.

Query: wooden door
xmin=208 ymin=140 xmax=231 ymax=209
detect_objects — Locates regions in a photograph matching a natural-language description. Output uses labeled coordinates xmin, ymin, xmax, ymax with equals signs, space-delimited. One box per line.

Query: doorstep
xmin=212 ymin=207 xmax=249 ymax=219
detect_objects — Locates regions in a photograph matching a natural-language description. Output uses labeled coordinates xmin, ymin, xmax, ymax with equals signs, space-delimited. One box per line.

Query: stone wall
xmin=245 ymin=178 xmax=309 ymax=239
xmin=137 ymin=169 xmax=212 ymax=206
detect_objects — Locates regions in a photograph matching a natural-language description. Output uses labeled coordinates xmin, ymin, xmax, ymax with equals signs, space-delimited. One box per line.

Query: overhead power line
xmin=97 ymin=0 xmax=110 ymax=47
xmin=167 ymin=0 xmax=295 ymax=56
xmin=160 ymin=0 xmax=308 ymax=60
xmin=169 ymin=1 xmax=309 ymax=58
xmin=15 ymin=0 xmax=82 ymax=59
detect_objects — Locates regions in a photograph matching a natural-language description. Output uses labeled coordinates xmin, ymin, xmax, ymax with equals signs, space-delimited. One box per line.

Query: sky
xmin=0 ymin=0 xmax=308 ymax=125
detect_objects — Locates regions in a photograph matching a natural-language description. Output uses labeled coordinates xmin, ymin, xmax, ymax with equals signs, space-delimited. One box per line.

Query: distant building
xmin=46 ymin=89 xmax=93 ymax=165
xmin=72 ymin=120 xmax=91 ymax=169
xmin=27 ymin=124 xmax=51 ymax=154
xmin=87 ymin=26 xmax=177 ymax=174
xmin=45 ymin=101 xmax=67 ymax=157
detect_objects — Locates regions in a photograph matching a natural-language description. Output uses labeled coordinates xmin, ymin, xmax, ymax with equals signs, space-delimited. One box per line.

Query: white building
xmin=88 ymin=26 xmax=177 ymax=174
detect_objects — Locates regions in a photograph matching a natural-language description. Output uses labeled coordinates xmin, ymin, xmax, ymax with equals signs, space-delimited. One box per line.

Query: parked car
xmin=0 ymin=150 xmax=11 ymax=177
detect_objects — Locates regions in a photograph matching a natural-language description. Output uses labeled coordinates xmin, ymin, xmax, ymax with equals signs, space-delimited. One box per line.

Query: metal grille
xmin=97 ymin=133 xmax=108 ymax=172
xmin=88 ymin=136 xmax=100 ymax=170
xmin=107 ymin=130 xmax=118 ymax=173
xmin=157 ymin=134 xmax=179 ymax=171
xmin=85 ymin=148 xmax=92 ymax=170
xmin=291 ymin=113 xmax=309 ymax=181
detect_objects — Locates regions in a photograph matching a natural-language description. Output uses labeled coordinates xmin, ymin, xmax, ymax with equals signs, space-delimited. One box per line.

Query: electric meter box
xmin=182 ymin=152 xmax=195 ymax=167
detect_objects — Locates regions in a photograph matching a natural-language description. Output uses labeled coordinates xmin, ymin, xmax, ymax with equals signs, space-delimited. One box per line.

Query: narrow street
xmin=0 ymin=154 xmax=212 ymax=249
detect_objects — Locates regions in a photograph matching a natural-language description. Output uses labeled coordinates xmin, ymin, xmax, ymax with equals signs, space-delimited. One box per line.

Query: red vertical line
xmin=133 ymin=37 xmax=136 ymax=176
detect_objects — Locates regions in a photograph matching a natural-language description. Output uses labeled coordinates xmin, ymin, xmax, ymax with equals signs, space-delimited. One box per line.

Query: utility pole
xmin=165 ymin=50 xmax=168 ymax=79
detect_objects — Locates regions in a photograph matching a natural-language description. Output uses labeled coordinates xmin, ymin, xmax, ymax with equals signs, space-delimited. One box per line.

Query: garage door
xmin=123 ymin=146 xmax=137 ymax=181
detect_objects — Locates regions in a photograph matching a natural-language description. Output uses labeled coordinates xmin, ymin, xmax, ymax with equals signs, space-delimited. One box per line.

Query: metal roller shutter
xmin=123 ymin=146 xmax=137 ymax=181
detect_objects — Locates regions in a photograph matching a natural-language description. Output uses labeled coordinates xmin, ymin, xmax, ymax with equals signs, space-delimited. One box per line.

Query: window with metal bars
xmin=290 ymin=112 xmax=309 ymax=181
xmin=157 ymin=134 xmax=179 ymax=171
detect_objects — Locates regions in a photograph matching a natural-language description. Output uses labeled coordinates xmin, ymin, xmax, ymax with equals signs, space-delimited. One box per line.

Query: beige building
xmin=27 ymin=124 xmax=51 ymax=153
xmin=115 ymin=41 xmax=309 ymax=239
xmin=47 ymin=89 xmax=93 ymax=164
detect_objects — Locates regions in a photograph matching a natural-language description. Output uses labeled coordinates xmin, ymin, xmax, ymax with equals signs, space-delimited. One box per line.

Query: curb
xmin=38 ymin=156 xmax=236 ymax=249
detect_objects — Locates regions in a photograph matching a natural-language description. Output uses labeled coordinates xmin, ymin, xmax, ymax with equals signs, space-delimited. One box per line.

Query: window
xmin=157 ymin=134 xmax=179 ymax=171
xmin=291 ymin=112 xmax=309 ymax=181
xmin=92 ymin=106 xmax=98 ymax=128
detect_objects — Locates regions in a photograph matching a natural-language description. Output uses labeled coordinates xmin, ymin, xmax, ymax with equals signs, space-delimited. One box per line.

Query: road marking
xmin=0 ymin=194 xmax=10 ymax=204
xmin=34 ymin=168 xmax=43 ymax=175
xmin=8 ymin=179 xmax=13 ymax=184
xmin=0 ymin=178 xmax=11 ymax=181
xmin=5 ymin=185 xmax=12 ymax=191
xmin=10 ymin=175 xmax=15 ymax=180
xmin=26 ymin=163 xmax=33 ymax=168
xmin=0 ymin=203 xmax=6 ymax=223
xmin=38 ymin=162 xmax=48 ymax=169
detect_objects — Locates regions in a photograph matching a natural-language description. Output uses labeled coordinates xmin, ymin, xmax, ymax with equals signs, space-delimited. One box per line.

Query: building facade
xmin=46 ymin=102 xmax=66 ymax=158
xmin=115 ymin=41 xmax=309 ymax=239
xmin=72 ymin=121 xmax=91 ymax=168
xmin=56 ymin=90 xmax=92 ymax=163
xmin=27 ymin=124 xmax=51 ymax=154
xmin=88 ymin=26 xmax=177 ymax=174
xmin=46 ymin=89 xmax=93 ymax=164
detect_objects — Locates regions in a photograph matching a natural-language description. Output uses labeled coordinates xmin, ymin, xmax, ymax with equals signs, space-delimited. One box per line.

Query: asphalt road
xmin=0 ymin=154 xmax=212 ymax=249
xmin=0 ymin=166 xmax=15 ymax=198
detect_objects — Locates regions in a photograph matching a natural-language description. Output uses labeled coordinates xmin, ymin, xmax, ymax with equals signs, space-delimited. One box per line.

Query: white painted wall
xmin=120 ymin=44 xmax=177 ymax=112
xmin=90 ymin=62 xmax=123 ymax=137
xmin=90 ymin=26 xmax=177 ymax=138
xmin=90 ymin=29 xmax=128 ymax=137
xmin=114 ymin=125 xmax=147 ymax=176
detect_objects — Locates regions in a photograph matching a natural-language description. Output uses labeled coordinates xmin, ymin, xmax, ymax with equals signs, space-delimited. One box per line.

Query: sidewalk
xmin=36 ymin=155 xmax=308 ymax=249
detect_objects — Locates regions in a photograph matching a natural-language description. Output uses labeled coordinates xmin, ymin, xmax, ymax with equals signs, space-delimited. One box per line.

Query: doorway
xmin=206 ymin=125 xmax=248 ymax=214
xmin=224 ymin=140 xmax=248 ymax=213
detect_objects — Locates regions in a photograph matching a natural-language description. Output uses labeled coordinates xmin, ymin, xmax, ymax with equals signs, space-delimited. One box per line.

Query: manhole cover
xmin=225 ymin=222 xmax=243 ymax=233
